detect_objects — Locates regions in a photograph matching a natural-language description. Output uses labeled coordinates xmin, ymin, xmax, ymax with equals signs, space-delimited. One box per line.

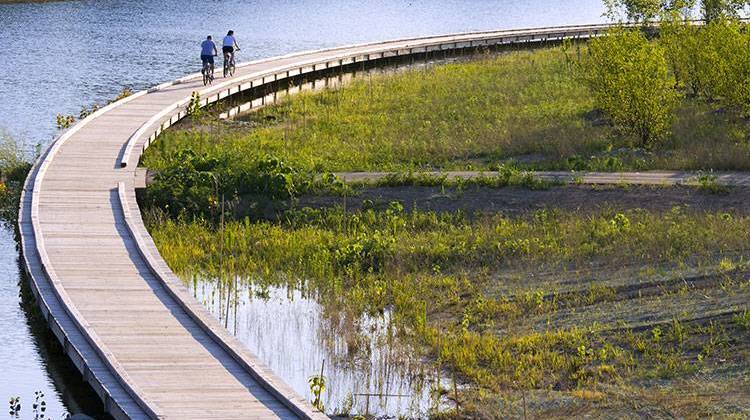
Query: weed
xmin=308 ymin=368 xmax=326 ymax=412
xmin=734 ymin=310 xmax=750 ymax=330
xmin=695 ymin=171 xmax=729 ymax=194
xmin=187 ymin=91 xmax=203 ymax=118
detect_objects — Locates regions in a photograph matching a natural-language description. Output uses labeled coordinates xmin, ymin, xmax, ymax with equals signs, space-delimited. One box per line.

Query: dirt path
xmin=298 ymin=184 xmax=750 ymax=216
xmin=336 ymin=170 xmax=750 ymax=186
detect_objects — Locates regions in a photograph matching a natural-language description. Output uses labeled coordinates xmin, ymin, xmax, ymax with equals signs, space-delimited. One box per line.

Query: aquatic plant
xmin=54 ymin=114 xmax=75 ymax=130
xmin=8 ymin=396 xmax=20 ymax=416
xmin=308 ymin=361 xmax=326 ymax=412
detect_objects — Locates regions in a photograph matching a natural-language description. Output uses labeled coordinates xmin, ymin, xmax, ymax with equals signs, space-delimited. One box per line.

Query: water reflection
xmin=0 ymin=225 xmax=107 ymax=419
xmin=189 ymin=276 xmax=446 ymax=418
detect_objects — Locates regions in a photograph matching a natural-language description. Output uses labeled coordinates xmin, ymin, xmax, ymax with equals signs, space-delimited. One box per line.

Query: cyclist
xmin=222 ymin=30 xmax=241 ymax=72
xmin=201 ymin=35 xmax=218 ymax=77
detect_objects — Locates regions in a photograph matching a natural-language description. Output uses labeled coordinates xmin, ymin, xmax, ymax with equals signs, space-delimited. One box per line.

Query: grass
xmin=356 ymin=164 xmax=558 ymax=190
xmin=146 ymin=204 xmax=750 ymax=417
xmin=142 ymin=46 xmax=749 ymax=180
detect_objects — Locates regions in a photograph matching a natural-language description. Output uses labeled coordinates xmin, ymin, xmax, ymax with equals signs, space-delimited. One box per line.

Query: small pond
xmin=189 ymin=276 xmax=449 ymax=418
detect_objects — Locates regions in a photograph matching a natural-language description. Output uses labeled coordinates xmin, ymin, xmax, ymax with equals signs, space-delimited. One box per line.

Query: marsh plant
xmin=8 ymin=396 xmax=20 ymax=416
xmin=308 ymin=370 xmax=326 ymax=412
xmin=0 ymin=132 xmax=31 ymax=224
xmin=7 ymin=392 xmax=62 ymax=420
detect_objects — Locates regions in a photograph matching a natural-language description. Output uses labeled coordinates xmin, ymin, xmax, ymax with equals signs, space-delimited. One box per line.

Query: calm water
xmin=0 ymin=0 xmax=605 ymax=416
xmin=191 ymin=279 xmax=441 ymax=417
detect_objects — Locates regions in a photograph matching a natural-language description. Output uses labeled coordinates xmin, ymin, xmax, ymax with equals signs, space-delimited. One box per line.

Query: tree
xmin=701 ymin=0 xmax=747 ymax=21
xmin=604 ymin=0 xmax=749 ymax=22
xmin=603 ymin=0 xmax=695 ymax=23
xmin=584 ymin=28 xmax=680 ymax=146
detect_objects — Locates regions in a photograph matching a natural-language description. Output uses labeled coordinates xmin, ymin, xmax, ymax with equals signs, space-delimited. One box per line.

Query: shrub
xmin=661 ymin=19 xmax=750 ymax=114
xmin=584 ymin=28 xmax=679 ymax=147
xmin=0 ymin=132 xmax=31 ymax=223
xmin=145 ymin=149 xmax=224 ymax=219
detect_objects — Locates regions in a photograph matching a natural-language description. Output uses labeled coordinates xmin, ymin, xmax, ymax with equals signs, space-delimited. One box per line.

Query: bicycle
xmin=202 ymin=58 xmax=215 ymax=86
xmin=223 ymin=48 xmax=239 ymax=78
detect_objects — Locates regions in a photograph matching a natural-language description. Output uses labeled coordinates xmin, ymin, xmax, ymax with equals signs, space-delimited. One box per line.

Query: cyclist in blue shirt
xmin=201 ymin=35 xmax=218 ymax=73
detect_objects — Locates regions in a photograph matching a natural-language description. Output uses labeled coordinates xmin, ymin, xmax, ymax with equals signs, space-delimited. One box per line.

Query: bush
xmin=144 ymin=147 xmax=342 ymax=220
xmin=0 ymin=132 xmax=31 ymax=224
xmin=661 ymin=19 xmax=750 ymax=114
xmin=145 ymin=149 xmax=223 ymax=219
xmin=584 ymin=28 xmax=679 ymax=147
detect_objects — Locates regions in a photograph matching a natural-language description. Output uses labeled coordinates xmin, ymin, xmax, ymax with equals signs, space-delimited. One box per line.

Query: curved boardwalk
xmin=20 ymin=24 xmax=620 ymax=419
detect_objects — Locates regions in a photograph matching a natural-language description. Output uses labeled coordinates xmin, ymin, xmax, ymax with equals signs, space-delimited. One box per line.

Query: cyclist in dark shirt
xmin=201 ymin=35 xmax=218 ymax=73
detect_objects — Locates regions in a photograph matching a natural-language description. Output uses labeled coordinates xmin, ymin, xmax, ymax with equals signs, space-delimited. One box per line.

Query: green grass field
xmin=143 ymin=46 xmax=749 ymax=177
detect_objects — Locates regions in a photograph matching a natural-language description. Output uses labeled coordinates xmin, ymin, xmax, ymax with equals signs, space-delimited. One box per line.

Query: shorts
xmin=222 ymin=46 xmax=234 ymax=54
xmin=201 ymin=55 xmax=214 ymax=65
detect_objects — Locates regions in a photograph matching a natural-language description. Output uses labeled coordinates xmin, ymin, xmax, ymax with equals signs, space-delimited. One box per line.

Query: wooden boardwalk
xmin=20 ymin=24 xmax=623 ymax=419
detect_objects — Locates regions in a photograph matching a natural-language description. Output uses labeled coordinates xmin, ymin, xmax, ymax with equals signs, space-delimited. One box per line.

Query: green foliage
xmin=584 ymin=28 xmax=679 ymax=147
xmin=604 ymin=0 xmax=666 ymax=22
xmin=694 ymin=171 xmax=730 ymax=194
xmin=112 ymin=87 xmax=134 ymax=102
xmin=187 ymin=91 xmax=203 ymax=118
xmin=701 ymin=0 xmax=747 ymax=21
xmin=144 ymin=45 xmax=750 ymax=175
xmin=603 ymin=0 xmax=695 ymax=22
xmin=144 ymin=146 xmax=343 ymax=220
xmin=0 ymin=132 xmax=31 ymax=224
xmin=308 ymin=374 xmax=326 ymax=412
xmin=735 ymin=310 xmax=750 ymax=330
xmin=55 ymin=114 xmax=75 ymax=130
xmin=144 ymin=48 xmax=598 ymax=174
xmin=662 ymin=20 xmax=750 ymax=115
xmin=601 ymin=0 xmax=745 ymax=22
xmin=145 ymin=149 xmax=224 ymax=218
xmin=369 ymin=164 xmax=556 ymax=190
xmin=149 ymin=203 xmax=750 ymax=409
xmin=79 ymin=103 xmax=100 ymax=120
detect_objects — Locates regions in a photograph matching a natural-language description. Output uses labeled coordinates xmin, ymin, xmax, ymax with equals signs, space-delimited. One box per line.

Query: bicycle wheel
xmin=229 ymin=61 xmax=235 ymax=77
xmin=223 ymin=57 xmax=229 ymax=78
xmin=203 ymin=66 xmax=209 ymax=86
